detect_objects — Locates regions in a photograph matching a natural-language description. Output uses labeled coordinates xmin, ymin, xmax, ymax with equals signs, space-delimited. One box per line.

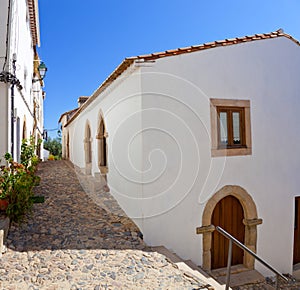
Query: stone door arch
xmin=197 ymin=185 xmax=262 ymax=271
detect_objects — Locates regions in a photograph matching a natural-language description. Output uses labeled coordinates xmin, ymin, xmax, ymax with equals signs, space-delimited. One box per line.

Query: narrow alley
xmin=0 ymin=161 xmax=208 ymax=289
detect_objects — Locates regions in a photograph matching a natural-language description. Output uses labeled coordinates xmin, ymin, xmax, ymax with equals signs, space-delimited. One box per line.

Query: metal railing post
xmin=275 ymin=274 xmax=279 ymax=290
xmin=215 ymin=226 xmax=288 ymax=288
xmin=225 ymin=239 xmax=232 ymax=290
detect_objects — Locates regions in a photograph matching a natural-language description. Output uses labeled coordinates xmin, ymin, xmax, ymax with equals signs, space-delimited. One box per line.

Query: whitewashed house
xmin=60 ymin=30 xmax=300 ymax=277
xmin=0 ymin=0 xmax=45 ymax=161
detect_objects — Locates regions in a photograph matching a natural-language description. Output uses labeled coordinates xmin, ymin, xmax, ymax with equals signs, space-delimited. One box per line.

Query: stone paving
xmin=0 ymin=160 xmax=210 ymax=289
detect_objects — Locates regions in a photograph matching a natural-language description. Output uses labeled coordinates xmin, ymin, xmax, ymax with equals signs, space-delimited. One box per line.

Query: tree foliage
xmin=43 ymin=137 xmax=62 ymax=157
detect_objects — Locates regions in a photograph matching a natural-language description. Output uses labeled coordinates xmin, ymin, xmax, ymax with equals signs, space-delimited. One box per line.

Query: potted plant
xmin=0 ymin=197 xmax=9 ymax=211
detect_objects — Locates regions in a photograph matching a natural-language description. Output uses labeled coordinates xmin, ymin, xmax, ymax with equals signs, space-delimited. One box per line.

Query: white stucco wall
xmin=66 ymin=36 xmax=300 ymax=276
xmin=67 ymin=66 xmax=145 ymax=216
xmin=0 ymin=0 xmax=10 ymax=157
xmin=135 ymin=36 xmax=300 ymax=275
xmin=0 ymin=0 xmax=43 ymax=160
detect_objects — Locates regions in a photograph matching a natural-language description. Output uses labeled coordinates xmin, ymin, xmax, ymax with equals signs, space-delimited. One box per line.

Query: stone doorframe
xmin=196 ymin=185 xmax=262 ymax=271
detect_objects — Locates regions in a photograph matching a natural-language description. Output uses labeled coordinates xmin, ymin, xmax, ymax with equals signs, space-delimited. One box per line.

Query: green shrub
xmin=0 ymin=137 xmax=41 ymax=223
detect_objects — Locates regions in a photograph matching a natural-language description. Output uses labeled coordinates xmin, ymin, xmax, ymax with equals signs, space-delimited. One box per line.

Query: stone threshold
xmin=211 ymin=264 xmax=266 ymax=288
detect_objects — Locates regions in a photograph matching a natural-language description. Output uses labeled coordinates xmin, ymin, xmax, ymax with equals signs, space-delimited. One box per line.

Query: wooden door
xmin=211 ymin=195 xmax=245 ymax=269
xmin=294 ymin=197 xmax=300 ymax=264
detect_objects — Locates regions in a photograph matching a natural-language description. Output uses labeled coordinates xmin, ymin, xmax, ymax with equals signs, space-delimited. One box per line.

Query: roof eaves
xmin=128 ymin=30 xmax=299 ymax=62
xmin=58 ymin=108 xmax=79 ymax=123
xmin=65 ymin=58 xmax=135 ymax=127
xmin=63 ymin=29 xmax=300 ymax=127
xmin=27 ymin=0 xmax=40 ymax=46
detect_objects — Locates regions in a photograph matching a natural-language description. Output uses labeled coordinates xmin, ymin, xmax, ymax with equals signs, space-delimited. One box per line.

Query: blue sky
xmin=38 ymin=0 xmax=300 ymax=138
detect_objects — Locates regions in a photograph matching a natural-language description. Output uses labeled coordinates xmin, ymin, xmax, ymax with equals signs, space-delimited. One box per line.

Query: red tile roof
xmin=58 ymin=108 xmax=79 ymax=123
xmin=64 ymin=30 xmax=299 ymax=127
xmin=126 ymin=30 xmax=299 ymax=61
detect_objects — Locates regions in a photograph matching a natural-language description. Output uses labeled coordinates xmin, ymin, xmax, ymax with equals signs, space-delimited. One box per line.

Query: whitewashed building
xmin=0 ymin=0 xmax=45 ymax=161
xmin=60 ymin=30 xmax=300 ymax=277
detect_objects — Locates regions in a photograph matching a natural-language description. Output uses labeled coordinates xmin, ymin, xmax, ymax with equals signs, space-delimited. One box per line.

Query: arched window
xmin=97 ymin=116 xmax=108 ymax=174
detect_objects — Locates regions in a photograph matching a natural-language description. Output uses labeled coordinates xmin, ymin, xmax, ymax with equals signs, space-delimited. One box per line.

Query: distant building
xmin=0 ymin=0 xmax=45 ymax=161
xmin=59 ymin=96 xmax=89 ymax=159
xmin=59 ymin=30 xmax=300 ymax=277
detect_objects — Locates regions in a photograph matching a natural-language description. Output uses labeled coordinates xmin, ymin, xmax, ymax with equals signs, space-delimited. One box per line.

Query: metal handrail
xmin=215 ymin=226 xmax=289 ymax=290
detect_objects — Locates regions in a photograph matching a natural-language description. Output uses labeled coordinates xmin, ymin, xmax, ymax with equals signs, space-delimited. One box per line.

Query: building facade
xmin=0 ymin=0 xmax=44 ymax=161
xmin=60 ymin=30 xmax=300 ymax=276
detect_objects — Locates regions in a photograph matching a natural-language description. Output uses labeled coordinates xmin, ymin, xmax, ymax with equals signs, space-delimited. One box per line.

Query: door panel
xmin=211 ymin=195 xmax=245 ymax=269
xmin=294 ymin=197 xmax=300 ymax=264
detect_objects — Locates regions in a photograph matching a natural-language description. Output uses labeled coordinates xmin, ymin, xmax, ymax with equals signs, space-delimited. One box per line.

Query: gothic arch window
xmin=96 ymin=115 xmax=108 ymax=174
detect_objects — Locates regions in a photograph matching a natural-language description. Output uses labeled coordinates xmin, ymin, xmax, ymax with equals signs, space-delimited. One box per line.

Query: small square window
xmin=217 ymin=107 xmax=245 ymax=149
xmin=210 ymin=99 xmax=252 ymax=157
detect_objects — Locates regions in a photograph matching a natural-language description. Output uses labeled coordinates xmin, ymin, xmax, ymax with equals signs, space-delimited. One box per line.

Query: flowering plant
xmin=0 ymin=137 xmax=41 ymax=223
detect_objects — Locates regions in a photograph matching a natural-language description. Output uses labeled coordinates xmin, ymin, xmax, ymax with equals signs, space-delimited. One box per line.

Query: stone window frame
xmin=210 ymin=99 xmax=252 ymax=157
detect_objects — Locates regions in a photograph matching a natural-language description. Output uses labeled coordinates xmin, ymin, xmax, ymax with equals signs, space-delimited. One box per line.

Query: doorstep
xmin=211 ymin=265 xmax=265 ymax=288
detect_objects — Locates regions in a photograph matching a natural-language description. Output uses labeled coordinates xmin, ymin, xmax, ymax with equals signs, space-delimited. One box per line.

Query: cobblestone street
xmin=0 ymin=161 xmax=209 ymax=290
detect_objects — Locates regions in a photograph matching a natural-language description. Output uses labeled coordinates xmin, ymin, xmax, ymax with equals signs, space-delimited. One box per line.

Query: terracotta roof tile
xmin=59 ymin=108 xmax=79 ymax=123
xmin=64 ymin=30 xmax=300 ymax=126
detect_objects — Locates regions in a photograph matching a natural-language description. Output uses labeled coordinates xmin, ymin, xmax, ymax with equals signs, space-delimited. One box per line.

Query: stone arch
xmin=96 ymin=112 xmax=108 ymax=175
xmin=84 ymin=121 xmax=92 ymax=175
xmin=199 ymin=185 xmax=262 ymax=271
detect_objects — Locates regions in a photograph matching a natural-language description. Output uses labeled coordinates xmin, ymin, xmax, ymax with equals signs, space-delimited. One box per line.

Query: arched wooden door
xmin=211 ymin=195 xmax=245 ymax=269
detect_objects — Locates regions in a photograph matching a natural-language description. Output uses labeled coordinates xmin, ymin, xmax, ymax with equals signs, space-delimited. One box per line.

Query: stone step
xmin=151 ymin=246 xmax=182 ymax=263
xmin=293 ymin=262 xmax=300 ymax=280
xmin=211 ymin=265 xmax=266 ymax=288
xmin=151 ymin=246 xmax=228 ymax=289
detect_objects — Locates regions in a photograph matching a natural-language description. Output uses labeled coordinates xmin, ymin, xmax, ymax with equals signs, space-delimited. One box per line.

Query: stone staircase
xmin=151 ymin=246 xmax=229 ymax=289
xmin=151 ymin=246 xmax=276 ymax=289
xmin=63 ymin=160 xmax=276 ymax=289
